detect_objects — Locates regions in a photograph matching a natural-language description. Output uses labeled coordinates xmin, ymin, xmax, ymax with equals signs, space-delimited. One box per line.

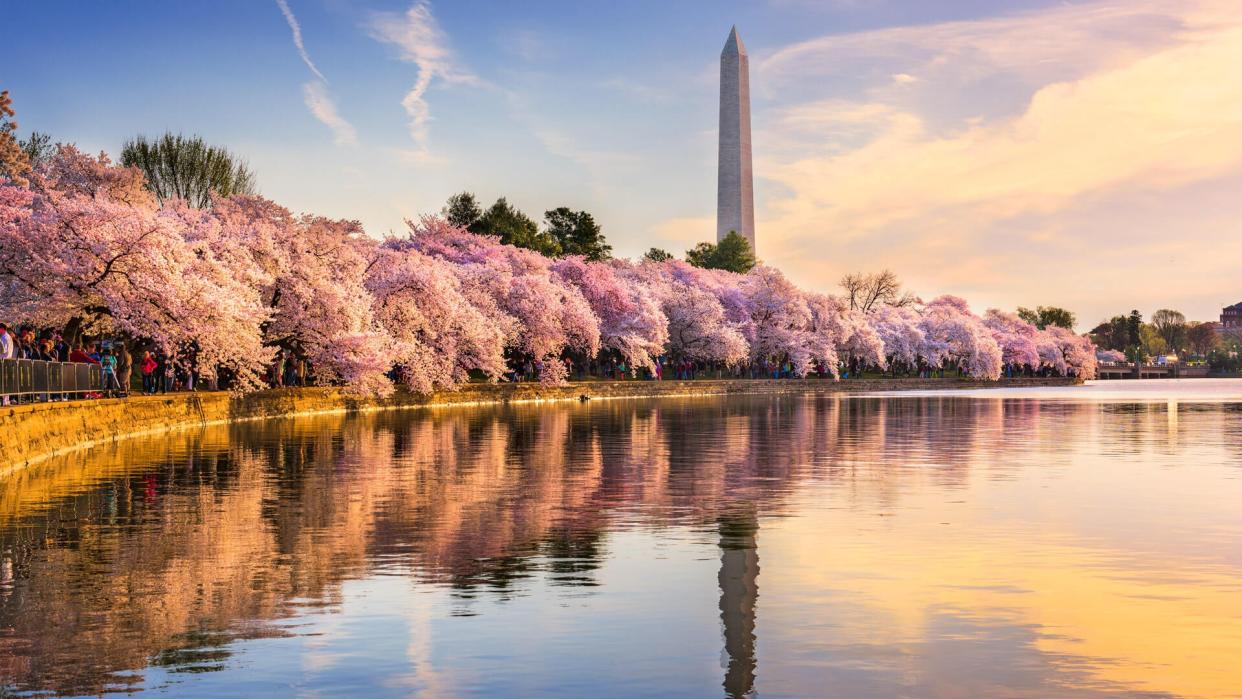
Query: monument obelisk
xmin=717 ymin=26 xmax=755 ymax=253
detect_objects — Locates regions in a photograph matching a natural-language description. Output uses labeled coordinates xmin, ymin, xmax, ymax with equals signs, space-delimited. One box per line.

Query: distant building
xmin=1221 ymin=302 xmax=1242 ymax=329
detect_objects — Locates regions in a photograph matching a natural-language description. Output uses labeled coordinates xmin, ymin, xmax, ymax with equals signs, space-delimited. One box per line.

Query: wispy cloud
xmin=304 ymin=81 xmax=357 ymax=145
xmin=275 ymin=0 xmax=357 ymax=146
xmin=368 ymin=2 xmax=480 ymax=154
xmin=275 ymin=0 xmax=325 ymax=82
xmin=507 ymin=29 xmax=550 ymax=63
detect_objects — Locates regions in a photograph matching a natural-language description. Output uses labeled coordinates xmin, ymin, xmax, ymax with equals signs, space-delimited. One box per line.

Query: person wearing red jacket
xmin=140 ymin=351 xmax=158 ymax=394
xmin=69 ymin=346 xmax=99 ymax=364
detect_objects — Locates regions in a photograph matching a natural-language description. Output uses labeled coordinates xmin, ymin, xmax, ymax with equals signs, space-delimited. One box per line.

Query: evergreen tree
xmin=476 ymin=197 xmax=561 ymax=256
xmin=685 ymin=231 xmax=756 ymax=274
xmin=1127 ymin=310 xmax=1143 ymax=348
xmin=443 ymin=191 xmax=483 ymax=230
xmin=544 ymin=207 xmax=611 ymax=261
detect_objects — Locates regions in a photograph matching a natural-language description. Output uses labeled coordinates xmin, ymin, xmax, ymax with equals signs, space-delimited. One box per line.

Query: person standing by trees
xmin=68 ymin=344 xmax=95 ymax=364
xmin=100 ymin=348 xmax=120 ymax=397
xmin=156 ymin=351 xmax=171 ymax=394
xmin=0 ymin=323 xmax=13 ymax=406
xmin=116 ymin=343 xmax=132 ymax=397
xmin=141 ymin=351 xmax=158 ymax=394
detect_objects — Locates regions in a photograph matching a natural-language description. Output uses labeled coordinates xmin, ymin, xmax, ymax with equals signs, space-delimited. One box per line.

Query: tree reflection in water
xmin=0 ymin=394 xmax=1228 ymax=697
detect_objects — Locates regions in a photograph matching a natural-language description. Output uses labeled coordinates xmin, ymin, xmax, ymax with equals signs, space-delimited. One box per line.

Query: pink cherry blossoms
xmin=0 ymin=148 xmax=1098 ymax=394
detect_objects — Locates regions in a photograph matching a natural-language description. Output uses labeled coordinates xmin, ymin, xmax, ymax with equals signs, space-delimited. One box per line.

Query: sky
xmin=6 ymin=0 xmax=1242 ymax=328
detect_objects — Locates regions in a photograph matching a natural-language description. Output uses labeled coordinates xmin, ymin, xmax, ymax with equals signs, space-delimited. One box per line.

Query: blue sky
xmin=8 ymin=0 xmax=1242 ymax=325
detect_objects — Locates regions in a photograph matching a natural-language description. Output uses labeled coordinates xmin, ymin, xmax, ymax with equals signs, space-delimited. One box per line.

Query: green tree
xmin=120 ymin=132 xmax=257 ymax=208
xmin=1089 ymin=315 xmax=1131 ymax=352
xmin=1186 ymin=321 xmax=1219 ymax=357
xmin=1140 ymin=324 xmax=1168 ymax=357
xmin=1127 ymin=310 xmax=1143 ymax=348
xmin=685 ymin=242 xmax=716 ymax=268
xmin=544 ymin=207 xmax=611 ymax=261
xmin=686 ymin=231 xmax=756 ymax=274
xmin=1151 ymin=309 xmax=1187 ymax=353
xmin=1017 ymin=305 xmax=1076 ymax=330
xmin=643 ymin=247 xmax=673 ymax=262
xmin=1090 ymin=310 xmax=1148 ymax=354
xmin=443 ymin=191 xmax=483 ymax=230
xmin=475 ymin=197 xmax=561 ymax=256
xmin=1209 ymin=334 xmax=1242 ymax=373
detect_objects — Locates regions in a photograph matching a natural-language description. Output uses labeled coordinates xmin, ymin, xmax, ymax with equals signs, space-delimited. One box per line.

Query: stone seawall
xmin=0 ymin=377 xmax=1077 ymax=475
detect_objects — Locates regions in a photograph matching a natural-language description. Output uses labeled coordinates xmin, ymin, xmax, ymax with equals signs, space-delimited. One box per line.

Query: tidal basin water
xmin=3 ymin=381 xmax=1242 ymax=698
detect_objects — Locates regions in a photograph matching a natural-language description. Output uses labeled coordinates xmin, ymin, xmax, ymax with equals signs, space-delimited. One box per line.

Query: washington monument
xmin=717 ymin=25 xmax=755 ymax=253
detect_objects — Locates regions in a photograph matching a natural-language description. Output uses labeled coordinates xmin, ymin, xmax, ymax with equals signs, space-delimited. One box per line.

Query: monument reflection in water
xmin=2 ymin=389 xmax=1242 ymax=697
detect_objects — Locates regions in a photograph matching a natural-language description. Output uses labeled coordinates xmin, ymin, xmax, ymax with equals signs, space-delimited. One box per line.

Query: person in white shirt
xmin=0 ymin=323 xmax=13 ymax=405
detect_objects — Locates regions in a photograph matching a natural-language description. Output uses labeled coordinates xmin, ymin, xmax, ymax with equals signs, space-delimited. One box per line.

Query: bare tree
xmin=839 ymin=270 xmax=916 ymax=312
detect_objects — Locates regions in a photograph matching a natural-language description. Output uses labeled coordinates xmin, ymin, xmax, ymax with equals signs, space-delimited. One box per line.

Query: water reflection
xmin=718 ymin=508 xmax=759 ymax=699
xmin=1 ymin=391 xmax=1241 ymax=697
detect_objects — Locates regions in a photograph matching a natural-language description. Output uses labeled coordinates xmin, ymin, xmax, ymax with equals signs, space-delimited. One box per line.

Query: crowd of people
xmin=0 ymin=322 xmax=223 ymax=404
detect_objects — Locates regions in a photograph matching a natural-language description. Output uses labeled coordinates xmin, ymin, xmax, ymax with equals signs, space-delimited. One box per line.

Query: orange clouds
xmin=747 ymin=0 xmax=1242 ymax=323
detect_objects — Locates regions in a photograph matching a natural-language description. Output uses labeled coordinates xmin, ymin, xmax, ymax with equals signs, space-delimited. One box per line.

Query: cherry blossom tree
xmin=37 ymin=144 xmax=154 ymax=208
xmin=802 ymin=293 xmax=844 ymax=377
xmin=0 ymin=150 xmax=272 ymax=387
xmin=203 ymin=196 xmax=392 ymax=392
xmin=367 ymin=241 xmax=507 ymax=393
xmin=983 ymin=309 xmax=1041 ymax=371
xmin=738 ymin=265 xmax=813 ymax=374
xmin=1 ymin=141 xmax=1101 ymax=394
xmin=404 ymin=217 xmax=600 ymax=384
xmin=551 ymin=256 xmax=667 ymax=372
xmin=631 ymin=260 xmax=747 ymax=366
xmin=813 ymin=294 xmax=886 ymax=373
xmin=868 ymin=304 xmax=926 ymax=371
xmin=1035 ymin=333 xmax=1068 ymax=376
xmin=920 ymin=296 xmax=1003 ymax=380
xmin=1048 ymin=326 xmax=1098 ymax=379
